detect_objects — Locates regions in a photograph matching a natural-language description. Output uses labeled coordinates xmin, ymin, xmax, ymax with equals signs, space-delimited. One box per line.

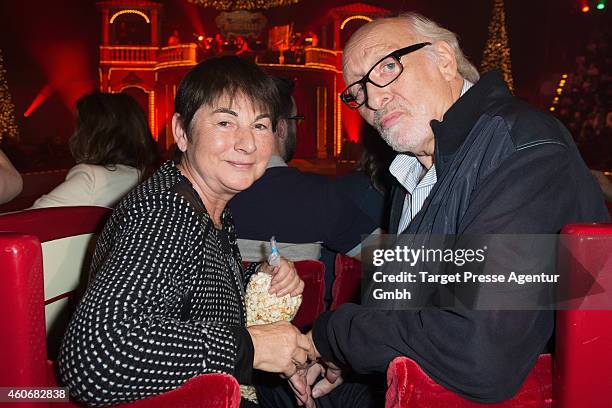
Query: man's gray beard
xmin=376 ymin=125 xmax=405 ymax=153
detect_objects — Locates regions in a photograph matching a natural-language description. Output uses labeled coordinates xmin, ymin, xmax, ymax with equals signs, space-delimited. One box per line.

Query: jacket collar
xmin=266 ymin=155 xmax=288 ymax=169
xmin=430 ymin=71 xmax=512 ymax=176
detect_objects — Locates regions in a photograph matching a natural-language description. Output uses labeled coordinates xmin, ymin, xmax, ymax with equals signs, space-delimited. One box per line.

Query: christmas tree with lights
xmin=0 ymin=48 xmax=18 ymax=143
xmin=481 ymin=0 xmax=514 ymax=92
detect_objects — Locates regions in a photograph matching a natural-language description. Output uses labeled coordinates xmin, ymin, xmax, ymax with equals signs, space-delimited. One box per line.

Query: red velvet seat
xmin=0 ymin=233 xmax=47 ymax=389
xmin=0 ymin=207 xmax=240 ymax=408
xmin=330 ymin=253 xmax=362 ymax=310
xmin=554 ymin=223 xmax=612 ymax=408
xmin=45 ymin=360 xmax=240 ymax=408
xmin=385 ymin=354 xmax=552 ymax=408
xmin=289 ymin=260 xmax=326 ymax=330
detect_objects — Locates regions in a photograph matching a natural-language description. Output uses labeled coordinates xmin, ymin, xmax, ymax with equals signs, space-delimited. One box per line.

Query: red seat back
xmin=554 ymin=223 xmax=612 ymax=408
xmin=0 ymin=233 xmax=47 ymax=388
xmin=45 ymin=361 xmax=241 ymax=408
xmin=331 ymin=253 xmax=362 ymax=310
xmin=386 ymin=355 xmax=552 ymax=408
xmin=0 ymin=206 xmax=112 ymax=358
xmin=291 ymin=260 xmax=326 ymax=330
xmin=0 ymin=206 xmax=111 ymax=243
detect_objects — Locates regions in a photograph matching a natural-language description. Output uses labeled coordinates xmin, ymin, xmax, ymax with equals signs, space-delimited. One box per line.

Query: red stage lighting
xmin=23 ymin=84 xmax=54 ymax=117
xmin=582 ymin=5 xmax=590 ymax=12
xmin=28 ymin=41 xmax=96 ymax=113
xmin=176 ymin=1 xmax=206 ymax=40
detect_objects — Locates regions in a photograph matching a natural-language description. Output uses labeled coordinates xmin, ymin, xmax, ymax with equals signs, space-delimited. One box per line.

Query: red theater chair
xmin=385 ymin=355 xmax=552 ymax=408
xmin=330 ymin=253 xmax=362 ymax=310
xmin=0 ymin=207 xmax=240 ymax=408
xmin=554 ymin=223 xmax=612 ymax=408
xmin=289 ymin=260 xmax=326 ymax=329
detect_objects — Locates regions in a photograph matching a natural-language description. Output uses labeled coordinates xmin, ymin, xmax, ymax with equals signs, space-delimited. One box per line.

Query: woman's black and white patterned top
xmin=58 ymin=161 xmax=257 ymax=406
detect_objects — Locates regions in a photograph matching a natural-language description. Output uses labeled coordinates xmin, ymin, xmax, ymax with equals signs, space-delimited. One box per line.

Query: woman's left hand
xmin=260 ymin=258 xmax=304 ymax=297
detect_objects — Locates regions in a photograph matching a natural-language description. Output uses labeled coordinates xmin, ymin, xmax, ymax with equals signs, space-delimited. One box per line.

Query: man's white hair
xmin=343 ymin=12 xmax=481 ymax=84
xmin=397 ymin=12 xmax=480 ymax=83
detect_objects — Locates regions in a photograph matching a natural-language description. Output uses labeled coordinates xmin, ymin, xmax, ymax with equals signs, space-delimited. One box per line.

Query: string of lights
xmin=480 ymin=0 xmax=514 ymax=93
xmin=188 ymin=0 xmax=299 ymax=11
xmin=549 ymin=74 xmax=568 ymax=113
xmin=0 ymin=48 xmax=19 ymax=143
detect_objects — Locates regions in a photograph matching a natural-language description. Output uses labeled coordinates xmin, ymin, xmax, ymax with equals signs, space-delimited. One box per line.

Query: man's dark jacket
xmin=313 ymin=72 xmax=609 ymax=403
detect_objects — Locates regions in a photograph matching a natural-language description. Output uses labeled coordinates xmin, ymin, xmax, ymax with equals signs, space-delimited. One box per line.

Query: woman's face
xmin=174 ymin=93 xmax=274 ymax=199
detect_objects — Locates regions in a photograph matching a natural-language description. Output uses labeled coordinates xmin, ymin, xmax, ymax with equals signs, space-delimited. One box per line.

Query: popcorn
xmin=245 ymin=272 xmax=302 ymax=326
xmin=241 ymin=272 xmax=302 ymax=403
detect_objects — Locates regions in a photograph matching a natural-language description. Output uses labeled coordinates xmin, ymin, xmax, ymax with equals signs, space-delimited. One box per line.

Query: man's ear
xmin=172 ymin=113 xmax=189 ymax=152
xmin=433 ymin=40 xmax=458 ymax=81
xmin=276 ymin=119 xmax=287 ymax=141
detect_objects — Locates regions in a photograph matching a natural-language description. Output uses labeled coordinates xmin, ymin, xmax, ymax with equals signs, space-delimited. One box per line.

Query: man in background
xmin=229 ymin=77 xmax=378 ymax=267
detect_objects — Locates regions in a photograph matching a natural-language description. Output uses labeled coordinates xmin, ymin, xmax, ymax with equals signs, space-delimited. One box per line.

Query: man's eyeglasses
xmin=340 ymin=42 xmax=431 ymax=109
xmin=285 ymin=114 xmax=304 ymax=123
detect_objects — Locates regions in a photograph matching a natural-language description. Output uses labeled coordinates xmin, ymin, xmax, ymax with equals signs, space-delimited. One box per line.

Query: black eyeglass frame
xmin=340 ymin=42 xmax=431 ymax=109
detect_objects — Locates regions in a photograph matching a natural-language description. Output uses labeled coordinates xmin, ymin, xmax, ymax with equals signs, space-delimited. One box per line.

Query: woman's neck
xmin=176 ymin=161 xmax=229 ymax=229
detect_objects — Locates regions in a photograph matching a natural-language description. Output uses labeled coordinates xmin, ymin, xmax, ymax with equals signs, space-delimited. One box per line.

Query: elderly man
xmin=285 ymin=12 xmax=609 ymax=407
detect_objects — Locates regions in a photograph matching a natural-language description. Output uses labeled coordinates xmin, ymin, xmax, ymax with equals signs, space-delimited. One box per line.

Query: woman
xmin=0 ymin=149 xmax=23 ymax=205
xmin=58 ymin=56 xmax=310 ymax=406
xmin=31 ymin=92 xmax=158 ymax=208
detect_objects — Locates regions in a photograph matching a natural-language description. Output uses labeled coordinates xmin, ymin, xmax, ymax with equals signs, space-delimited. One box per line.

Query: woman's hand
xmin=248 ymin=321 xmax=315 ymax=377
xmin=259 ymin=258 xmax=304 ymax=297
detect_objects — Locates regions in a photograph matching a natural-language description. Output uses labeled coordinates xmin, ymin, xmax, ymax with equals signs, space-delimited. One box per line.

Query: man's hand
xmin=289 ymin=360 xmax=344 ymax=407
xmin=259 ymin=257 xmax=304 ymax=296
xmin=287 ymin=330 xmax=343 ymax=406
xmin=312 ymin=360 xmax=343 ymax=399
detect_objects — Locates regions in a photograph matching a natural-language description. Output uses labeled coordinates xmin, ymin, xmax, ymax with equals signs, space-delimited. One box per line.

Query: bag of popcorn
xmin=240 ymin=272 xmax=303 ymax=403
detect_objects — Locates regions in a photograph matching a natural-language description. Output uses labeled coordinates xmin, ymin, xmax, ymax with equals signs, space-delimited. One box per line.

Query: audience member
xmin=334 ymin=123 xmax=395 ymax=231
xmin=31 ymin=92 xmax=158 ymax=208
xmin=0 ymin=148 xmax=23 ymax=204
xmin=286 ymin=12 xmax=609 ymax=407
xmin=229 ymin=76 xmax=378 ymax=263
xmin=167 ymin=29 xmax=180 ymax=46
xmin=213 ymin=33 xmax=225 ymax=54
xmin=58 ymin=56 xmax=309 ymax=407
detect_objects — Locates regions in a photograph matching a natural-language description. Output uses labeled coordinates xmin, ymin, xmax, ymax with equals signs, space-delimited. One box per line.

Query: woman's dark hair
xmin=174 ymin=56 xmax=281 ymax=139
xmin=69 ymin=92 xmax=158 ymax=173
xmin=359 ymin=122 xmax=395 ymax=194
